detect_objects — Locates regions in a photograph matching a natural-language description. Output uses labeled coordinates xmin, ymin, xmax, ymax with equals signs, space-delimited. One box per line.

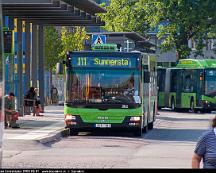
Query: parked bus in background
xmin=158 ymin=59 xmax=216 ymax=112
xmin=61 ymin=44 xmax=157 ymax=137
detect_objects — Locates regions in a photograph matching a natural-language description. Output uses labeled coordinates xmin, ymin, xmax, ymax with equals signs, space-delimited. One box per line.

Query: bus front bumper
xmin=65 ymin=115 xmax=142 ymax=132
xmin=202 ymin=101 xmax=216 ymax=111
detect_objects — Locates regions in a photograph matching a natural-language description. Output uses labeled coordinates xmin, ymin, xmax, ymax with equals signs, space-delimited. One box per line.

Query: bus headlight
xmin=130 ymin=117 xmax=141 ymax=121
xmin=65 ymin=115 xmax=76 ymax=120
xmin=202 ymin=100 xmax=209 ymax=105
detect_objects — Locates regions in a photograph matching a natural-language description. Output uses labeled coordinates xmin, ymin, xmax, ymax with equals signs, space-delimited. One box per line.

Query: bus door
xmin=196 ymin=69 xmax=205 ymax=107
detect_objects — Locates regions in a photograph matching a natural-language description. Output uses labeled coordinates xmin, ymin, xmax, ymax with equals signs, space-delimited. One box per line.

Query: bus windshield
xmin=66 ymin=69 xmax=141 ymax=108
xmin=205 ymin=69 xmax=216 ymax=96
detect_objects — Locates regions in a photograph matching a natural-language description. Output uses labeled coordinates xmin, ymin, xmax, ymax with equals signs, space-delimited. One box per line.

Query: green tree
xmin=59 ymin=26 xmax=87 ymax=59
xmin=98 ymin=0 xmax=216 ymax=59
xmin=98 ymin=0 xmax=138 ymax=32
xmin=44 ymin=26 xmax=62 ymax=70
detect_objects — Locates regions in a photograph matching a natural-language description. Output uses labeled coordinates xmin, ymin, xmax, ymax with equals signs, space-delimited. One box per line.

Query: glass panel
xmin=182 ymin=70 xmax=196 ymax=93
xmin=157 ymin=69 xmax=165 ymax=92
xmin=205 ymin=69 xmax=216 ymax=96
xmin=66 ymin=69 xmax=141 ymax=108
xmin=170 ymin=70 xmax=178 ymax=92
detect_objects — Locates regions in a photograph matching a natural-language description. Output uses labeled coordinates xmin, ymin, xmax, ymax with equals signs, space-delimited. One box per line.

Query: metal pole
xmin=31 ymin=23 xmax=37 ymax=87
xmin=127 ymin=40 xmax=129 ymax=52
xmin=25 ymin=19 xmax=31 ymax=90
xmin=38 ymin=25 xmax=45 ymax=112
xmin=0 ymin=2 xmax=4 ymax=168
xmin=17 ymin=18 xmax=23 ymax=116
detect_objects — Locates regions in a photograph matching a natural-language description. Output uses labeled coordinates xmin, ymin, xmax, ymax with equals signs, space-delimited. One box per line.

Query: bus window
xmin=157 ymin=69 xmax=165 ymax=92
xmin=66 ymin=69 xmax=140 ymax=106
xmin=205 ymin=69 xmax=216 ymax=96
xmin=170 ymin=70 xmax=178 ymax=92
xmin=183 ymin=70 xmax=195 ymax=93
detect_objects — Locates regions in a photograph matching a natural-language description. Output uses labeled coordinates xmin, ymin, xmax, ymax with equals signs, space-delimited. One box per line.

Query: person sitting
xmin=24 ymin=87 xmax=36 ymax=115
xmin=34 ymin=88 xmax=43 ymax=116
xmin=4 ymin=92 xmax=20 ymax=128
xmin=25 ymin=87 xmax=43 ymax=116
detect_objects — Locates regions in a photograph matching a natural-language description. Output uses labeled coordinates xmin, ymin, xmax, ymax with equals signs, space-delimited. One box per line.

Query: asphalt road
xmin=2 ymin=110 xmax=215 ymax=168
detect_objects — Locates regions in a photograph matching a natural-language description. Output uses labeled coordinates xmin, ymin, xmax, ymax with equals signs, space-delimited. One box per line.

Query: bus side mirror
xmin=144 ymin=71 xmax=150 ymax=83
xmin=56 ymin=62 xmax=63 ymax=75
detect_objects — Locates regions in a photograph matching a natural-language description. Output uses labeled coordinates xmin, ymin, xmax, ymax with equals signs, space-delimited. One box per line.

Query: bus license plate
xmin=95 ymin=124 xmax=111 ymax=128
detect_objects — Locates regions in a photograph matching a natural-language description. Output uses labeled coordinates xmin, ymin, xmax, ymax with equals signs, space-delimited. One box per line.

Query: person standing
xmin=51 ymin=85 xmax=58 ymax=104
xmin=192 ymin=116 xmax=216 ymax=169
xmin=4 ymin=92 xmax=20 ymax=128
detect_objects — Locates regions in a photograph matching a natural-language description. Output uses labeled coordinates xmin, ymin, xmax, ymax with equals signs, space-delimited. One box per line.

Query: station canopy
xmin=2 ymin=0 xmax=106 ymax=26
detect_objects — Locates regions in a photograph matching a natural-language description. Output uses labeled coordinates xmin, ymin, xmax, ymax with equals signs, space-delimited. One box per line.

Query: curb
xmin=37 ymin=128 xmax=70 ymax=144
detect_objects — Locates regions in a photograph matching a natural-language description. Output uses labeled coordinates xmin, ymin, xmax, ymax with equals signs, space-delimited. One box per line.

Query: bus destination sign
xmin=71 ymin=56 xmax=137 ymax=68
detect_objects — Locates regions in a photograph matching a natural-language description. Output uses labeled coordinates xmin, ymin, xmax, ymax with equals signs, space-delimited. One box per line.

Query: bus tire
xmin=142 ymin=124 xmax=148 ymax=133
xmin=70 ymin=129 xmax=78 ymax=136
xmin=171 ymin=97 xmax=175 ymax=111
xmin=148 ymin=122 xmax=154 ymax=130
xmin=190 ymin=99 xmax=195 ymax=113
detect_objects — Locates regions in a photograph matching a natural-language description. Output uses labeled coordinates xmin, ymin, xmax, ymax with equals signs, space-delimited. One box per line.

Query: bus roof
xmin=176 ymin=59 xmax=216 ymax=68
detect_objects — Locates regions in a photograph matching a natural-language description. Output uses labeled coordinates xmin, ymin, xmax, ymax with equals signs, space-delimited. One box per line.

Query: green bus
xmin=158 ymin=59 xmax=216 ymax=112
xmin=63 ymin=45 xmax=157 ymax=136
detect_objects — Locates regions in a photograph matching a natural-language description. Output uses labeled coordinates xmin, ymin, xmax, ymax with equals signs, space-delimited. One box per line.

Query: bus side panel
xmin=149 ymin=55 xmax=157 ymax=123
xmin=168 ymin=92 xmax=176 ymax=107
xmin=181 ymin=93 xmax=196 ymax=108
xmin=143 ymin=82 xmax=149 ymax=127
xmin=158 ymin=92 xmax=165 ymax=107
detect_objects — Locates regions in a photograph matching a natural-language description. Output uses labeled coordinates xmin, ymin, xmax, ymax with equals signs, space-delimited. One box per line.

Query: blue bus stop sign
xmin=92 ymin=35 xmax=106 ymax=46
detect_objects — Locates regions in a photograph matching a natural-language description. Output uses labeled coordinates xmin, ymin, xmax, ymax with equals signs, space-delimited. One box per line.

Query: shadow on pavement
xmin=144 ymin=128 xmax=206 ymax=142
xmin=157 ymin=116 xmax=211 ymax=122
xmin=80 ymin=130 xmax=135 ymax=138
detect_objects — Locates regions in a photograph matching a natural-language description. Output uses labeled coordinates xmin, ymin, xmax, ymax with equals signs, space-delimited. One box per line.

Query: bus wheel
xmin=70 ymin=129 xmax=78 ymax=136
xmin=148 ymin=122 xmax=154 ymax=130
xmin=142 ymin=124 xmax=148 ymax=133
xmin=171 ymin=97 xmax=175 ymax=111
xmin=190 ymin=99 xmax=195 ymax=113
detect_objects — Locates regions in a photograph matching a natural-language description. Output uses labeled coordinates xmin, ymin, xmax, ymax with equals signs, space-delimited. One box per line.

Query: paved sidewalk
xmin=3 ymin=105 xmax=69 ymax=144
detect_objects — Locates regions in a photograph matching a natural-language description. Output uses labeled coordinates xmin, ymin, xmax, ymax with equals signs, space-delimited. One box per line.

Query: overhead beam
xmin=2 ymin=1 xmax=60 ymax=8
xmin=33 ymin=20 xmax=105 ymax=26
xmin=2 ymin=0 xmax=53 ymax=4
xmin=62 ymin=0 xmax=106 ymax=15
xmin=3 ymin=6 xmax=89 ymax=18
xmin=15 ymin=16 xmax=86 ymax=20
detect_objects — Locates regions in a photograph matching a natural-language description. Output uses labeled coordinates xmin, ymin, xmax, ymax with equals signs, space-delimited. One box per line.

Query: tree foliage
xmin=44 ymin=26 xmax=62 ymax=70
xmin=44 ymin=26 xmax=87 ymax=70
xmin=98 ymin=0 xmax=216 ymax=59
xmin=59 ymin=26 xmax=87 ymax=59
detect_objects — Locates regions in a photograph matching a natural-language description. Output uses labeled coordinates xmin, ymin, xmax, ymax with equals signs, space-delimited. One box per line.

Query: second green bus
xmin=158 ymin=59 xmax=216 ymax=112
